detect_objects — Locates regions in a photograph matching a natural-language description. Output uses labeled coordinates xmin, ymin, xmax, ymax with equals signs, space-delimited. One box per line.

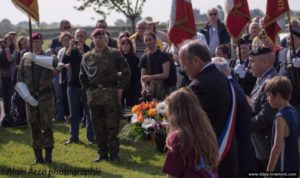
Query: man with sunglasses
xmin=90 ymin=19 xmax=118 ymax=49
xmin=200 ymin=7 xmax=230 ymax=56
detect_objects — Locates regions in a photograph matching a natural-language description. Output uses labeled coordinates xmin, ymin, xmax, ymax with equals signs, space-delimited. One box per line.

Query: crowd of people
xmin=0 ymin=6 xmax=300 ymax=178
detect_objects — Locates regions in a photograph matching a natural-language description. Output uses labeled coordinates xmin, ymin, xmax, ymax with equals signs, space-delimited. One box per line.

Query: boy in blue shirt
xmin=264 ymin=76 xmax=300 ymax=176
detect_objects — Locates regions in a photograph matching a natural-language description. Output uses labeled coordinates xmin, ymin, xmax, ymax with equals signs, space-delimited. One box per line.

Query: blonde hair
xmin=16 ymin=36 xmax=28 ymax=51
xmin=59 ymin=31 xmax=72 ymax=43
xmin=165 ymin=88 xmax=219 ymax=169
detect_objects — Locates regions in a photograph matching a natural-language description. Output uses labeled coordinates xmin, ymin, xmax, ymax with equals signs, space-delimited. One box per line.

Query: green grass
xmin=0 ymin=120 xmax=165 ymax=178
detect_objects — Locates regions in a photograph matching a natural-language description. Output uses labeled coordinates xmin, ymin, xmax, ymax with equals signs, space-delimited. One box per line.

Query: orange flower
xmin=148 ymin=108 xmax=157 ymax=117
xmin=132 ymin=105 xmax=141 ymax=113
xmin=150 ymin=100 xmax=157 ymax=108
xmin=137 ymin=113 xmax=144 ymax=123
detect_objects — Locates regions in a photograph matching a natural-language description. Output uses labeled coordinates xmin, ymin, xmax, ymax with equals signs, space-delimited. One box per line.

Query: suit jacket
xmin=250 ymin=68 xmax=278 ymax=135
xmin=250 ymin=68 xmax=278 ymax=160
xmin=189 ymin=64 xmax=238 ymax=178
xmin=229 ymin=77 xmax=257 ymax=177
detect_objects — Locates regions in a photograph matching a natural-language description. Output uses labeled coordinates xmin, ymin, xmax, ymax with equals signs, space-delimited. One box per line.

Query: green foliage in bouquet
xmin=119 ymin=122 xmax=145 ymax=144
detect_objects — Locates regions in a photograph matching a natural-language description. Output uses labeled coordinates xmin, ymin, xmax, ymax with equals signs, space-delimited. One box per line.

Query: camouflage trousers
xmin=89 ymin=104 xmax=121 ymax=156
xmin=26 ymin=96 xmax=54 ymax=149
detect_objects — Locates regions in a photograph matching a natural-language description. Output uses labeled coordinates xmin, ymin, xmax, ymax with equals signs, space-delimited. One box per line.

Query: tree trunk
xmin=130 ymin=17 xmax=136 ymax=34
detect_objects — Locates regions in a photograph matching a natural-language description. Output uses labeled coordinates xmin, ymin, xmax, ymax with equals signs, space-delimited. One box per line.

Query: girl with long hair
xmin=163 ymin=87 xmax=219 ymax=178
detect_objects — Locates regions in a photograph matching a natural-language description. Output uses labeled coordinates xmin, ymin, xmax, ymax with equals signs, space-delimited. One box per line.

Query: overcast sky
xmin=0 ymin=0 xmax=299 ymax=26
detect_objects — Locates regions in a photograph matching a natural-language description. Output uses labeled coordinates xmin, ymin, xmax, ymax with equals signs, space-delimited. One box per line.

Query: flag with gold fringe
xmin=263 ymin=0 xmax=289 ymax=43
xmin=224 ymin=0 xmax=251 ymax=41
xmin=168 ymin=0 xmax=196 ymax=47
xmin=11 ymin=0 xmax=39 ymax=24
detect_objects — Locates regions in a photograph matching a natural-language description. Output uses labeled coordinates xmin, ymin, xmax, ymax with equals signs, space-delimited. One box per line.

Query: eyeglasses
xmin=209 ymin=12 xmax=218 ymax=16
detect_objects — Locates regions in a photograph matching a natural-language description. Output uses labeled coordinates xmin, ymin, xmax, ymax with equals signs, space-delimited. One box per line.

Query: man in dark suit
xmin=178 ymin=40 xmax=238 ymax=178
xmin=212 ymin=57 xmax=257 ymax=177
xmin=247 ymin=47 xmax=278 ymax=171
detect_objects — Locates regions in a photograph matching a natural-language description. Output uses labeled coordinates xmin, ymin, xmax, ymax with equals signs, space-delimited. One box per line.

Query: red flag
xmin=168 ymin=0 xmax=196 ymax=47
xmin=224 ymin=0 xmax=251 ymax=41
xmin=263 ymin=0 xmax=289 ymax=43
xmin=11 ymin=0 xmax=39 ymax=24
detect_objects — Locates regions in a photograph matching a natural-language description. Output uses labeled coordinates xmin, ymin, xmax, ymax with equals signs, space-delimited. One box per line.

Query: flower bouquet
xmin=119 ymin=100 xmax=168 ymax=152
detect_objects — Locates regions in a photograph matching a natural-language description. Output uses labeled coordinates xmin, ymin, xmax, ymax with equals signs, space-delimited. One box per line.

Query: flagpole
xmin=287 ymin=11 xmax=296 ymax=57
xmin=29 ymin=17 xmax=33 ymax=52
xmin=28 ymin=16 xmax=37 ymax=98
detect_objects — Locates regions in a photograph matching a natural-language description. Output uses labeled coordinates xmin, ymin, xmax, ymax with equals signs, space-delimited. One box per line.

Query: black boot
xmin=94 ymin=146 xmax=108 ymax=162
xmin=110 ymin=154 xmax=120 ymax=161
xmin=1 ymin=116 xmax=13 ymax=127
xmin=32 ymin=149 xmax=45 ymax=164
xmin=93 ymin=154 xmax=108 ymax=162
xmin=45 ymin=147 xmax=53 ymax=163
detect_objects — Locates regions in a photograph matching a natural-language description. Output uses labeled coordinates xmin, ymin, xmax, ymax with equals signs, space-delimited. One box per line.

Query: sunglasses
xmin=63 ymin=26 xmax=71 ymax=29
xmin=209 ymin=12 xmax=218 ymax=16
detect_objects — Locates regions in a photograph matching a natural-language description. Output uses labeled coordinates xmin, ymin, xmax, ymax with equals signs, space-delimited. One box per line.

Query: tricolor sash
xmin=217 ymin=79 xmax=237 ymax=162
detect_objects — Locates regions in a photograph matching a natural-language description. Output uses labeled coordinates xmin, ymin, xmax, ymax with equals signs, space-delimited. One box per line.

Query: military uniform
xmin=249 ymin=47 xmax=278 ymax=171
xmin=17 ymin=52 xmax=54 ymax=163
xmin=80 ymin=47 xmax=130 ymax=160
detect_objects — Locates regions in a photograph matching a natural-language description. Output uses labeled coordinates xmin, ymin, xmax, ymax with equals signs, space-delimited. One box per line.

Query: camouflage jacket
xmin=80 ymin=47 xmax=130 ymax=105
xmin=17 ymin=53 xmax=53 ymax=101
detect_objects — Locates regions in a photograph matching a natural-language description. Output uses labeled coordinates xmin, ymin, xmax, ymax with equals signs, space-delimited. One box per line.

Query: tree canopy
xmin=75 ymin=0 xmax=146 ymax=32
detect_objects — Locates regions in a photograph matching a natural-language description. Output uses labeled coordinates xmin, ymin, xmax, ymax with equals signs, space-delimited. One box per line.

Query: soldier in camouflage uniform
xmin=17 ymin=32 xmax=55 ymax=164
xmin=80 ymin=28 xmax=130 ymax=162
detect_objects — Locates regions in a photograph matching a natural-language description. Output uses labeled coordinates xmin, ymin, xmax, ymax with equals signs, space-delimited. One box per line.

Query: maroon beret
xmin=32 ymin=32 xmax=43 ymax=40
xmin=91 ymin=28 xmax=106 ymax=37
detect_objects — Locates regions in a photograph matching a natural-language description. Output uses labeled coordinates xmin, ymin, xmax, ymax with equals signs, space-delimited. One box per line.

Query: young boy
xmin=264 ymin=76 xmax=300 ymax=175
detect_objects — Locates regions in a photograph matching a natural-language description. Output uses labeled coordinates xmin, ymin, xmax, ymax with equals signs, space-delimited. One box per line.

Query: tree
xmin=193 ymin=8 xmax=201 ymax=23
xmin=0 ymin=19 xmax=15 ymax=34
xmin=216 ymin=5 xmax=224 ymax=21
xmin=16 ymin=21 xmax=28 ymax=29
xmin=114 ymin=19 xmax=126 ymax=26
xmin=250 ymin=8 xmax=264 ymax=18
xmin=75 ymin=0 xmax=146 ymax=33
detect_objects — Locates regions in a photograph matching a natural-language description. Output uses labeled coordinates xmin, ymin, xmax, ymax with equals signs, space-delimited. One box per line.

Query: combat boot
xmin=93 ymin=154 xmax=109 ymax=162
xmin=32 ymin=149 xmax=45 ymax=164
xmin=94 ymin=146 xmax=108 ymax=162
xmin=45 ymin=147 xmax=53 ymax=163
xmin=110 ymin=154 xmax=120 ymax=161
